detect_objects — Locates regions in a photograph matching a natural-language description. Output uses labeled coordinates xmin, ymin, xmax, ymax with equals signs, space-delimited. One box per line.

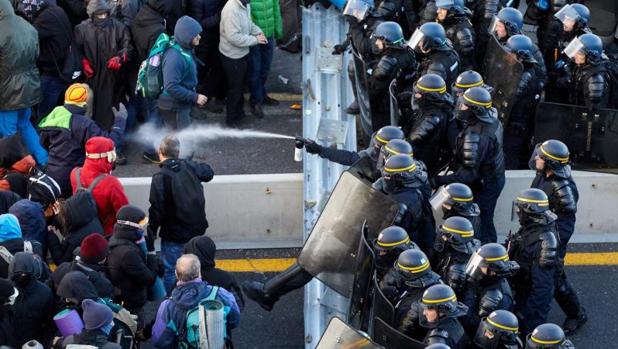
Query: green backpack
xmin=136 ymin=32 xmax=192 ymax=98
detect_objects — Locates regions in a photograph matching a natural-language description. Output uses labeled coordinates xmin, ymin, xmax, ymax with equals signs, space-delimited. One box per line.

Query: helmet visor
xmin=407 ymin=28 xmax=425 ymax=50
xmin=342 ymin=0 xmax=373 ymax=22
xmin=563 ymin=37 xmax=585 ymax=59
xmin=473 ymin=318 xmax=500 ymax=349
xmin=554 ymin=4 xmax=580 ymax=26
xmin=435 ymin=0 xmax=454 ymax=9
xmin=464 ymin=251 xmax=485 ymax=279
xmin=430 ymin=186 xmax=450 ymax=211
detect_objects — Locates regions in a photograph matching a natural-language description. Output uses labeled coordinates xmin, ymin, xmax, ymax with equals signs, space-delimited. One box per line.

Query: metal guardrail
xmin=301 ymin=3 xmax=355 ymax=348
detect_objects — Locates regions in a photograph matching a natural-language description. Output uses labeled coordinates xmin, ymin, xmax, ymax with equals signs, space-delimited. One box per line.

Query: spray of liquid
xmin=131 ymin=123 xmax=294 ymax=156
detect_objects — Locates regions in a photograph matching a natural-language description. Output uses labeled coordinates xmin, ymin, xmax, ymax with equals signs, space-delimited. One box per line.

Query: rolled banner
xmin=54 ymin=309 xmax=84 ymax=337
xmin=205 ymin=300 xmax=226 ymax=349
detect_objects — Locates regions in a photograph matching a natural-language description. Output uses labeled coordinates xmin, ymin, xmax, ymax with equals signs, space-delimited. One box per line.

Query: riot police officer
xmin=561 ymin=33 xmax=612 ymax=110
xmin=529 ymin=140 xmax=586 ymax=334
xmin=298 ymin=125 xmax=404 ymax=181
xmin=432 ymin=87 xmax=505 ymax=244
xmin=374 ymin=225 xmax=419 ymax=280
xmin=523 ymin=0 xmax=564 ymax=72
xmin=466 ymin=0 xmax=504 ymax=67
xmin=435 ymin=0 xmax=475 ymax=71
xmin=373 ymin=154 xmax=436 ymax=251
xmin=368 ymin=21 xmax=418 ymax=129
xmin=501 ymin=35 xmax=544 ymax=169
xmin=380 ymin=249 xmax=442 ymax=309
xmin=451 ymin=70 xmax=492 ymax=99
xmin=461 ymin=243 xmax=518 ymax=334
xmin=506 ymin=188 xmax=559 ymax=335
xmin=489 ymin=8 xmax=546 ymax=82
xmin=525 ymin=323 xmax=575 ymax=349
xmin=408 ymin=284 xmax=470 ymax=348
xmin=409 ymin=22 xmax=461 ymax=89
xmin=377 ymin=139 xmax=432 ymax=199
xmin=431 ymin=216 xmax=480 ymax=296
xmin=474 ymin=310 xmax=523 ymax=349
xmin=431 ymin=182 xmax=481 ymax=233
xmin=406 ymin=73 xmax=455 ymax=175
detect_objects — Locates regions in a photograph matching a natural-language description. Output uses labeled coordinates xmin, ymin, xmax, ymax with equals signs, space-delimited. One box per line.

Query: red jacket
xmin=70 ymin=157 xmax=128 ymax=237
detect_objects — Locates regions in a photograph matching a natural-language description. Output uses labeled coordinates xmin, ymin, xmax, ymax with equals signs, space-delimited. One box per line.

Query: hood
xmin=83 ymin=136 xmax=115 ymax=174
xmin=174 ymin=15 xmax=202 ymax=49
xmin=15 ymin=0 xmax=47 ymax=21
xmin=10 ymin=251 xmax=38 ymax=276
xmin=0 ymin=134 xmax=29 ymax=169
xmin=8 ymin=199 xmax=45 ymax=241
xmin=86 ymin=0 xmax=110 ymax=17
xmin=148 ymin=0 xmax=171 ymax=16
xmin=0 ymin=0 xmax=15 ymax=19
xmin=110 ymin=224 xmax=142 ymax=244
xmin=0 ymin=213 xmax=22 ymax=242
xmin=0 ymin=190 xmax=21 ymax=215
xmin=57 ymin=270 xmax=99 ymax=301
xmin=170 ymin=280 xmax=209 ymax=310
xmin=183 ymin=236 xmax=216 ymax=269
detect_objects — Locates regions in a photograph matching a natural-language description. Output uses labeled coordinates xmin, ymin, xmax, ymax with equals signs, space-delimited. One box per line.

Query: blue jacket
xmin=152 ymin=279 xmax=240 ymax=347
xmin=157 ymin=16 xmax=202 ymax=112
xmin=0 ymin=213 xmax=21 ymax=242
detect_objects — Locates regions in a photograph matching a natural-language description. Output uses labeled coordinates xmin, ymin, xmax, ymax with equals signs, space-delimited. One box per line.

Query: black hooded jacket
xmin=10 ymin=252 xmax=56 ymax=347
xmin=51 ymin=258 xmax=114 ymax=298
xmin=56 ymin=270 xmax=100 ymax=302
xmin=183 ymin=236 xmax=245 ymax=310
xmin=26 ymin=0 xmax=72 ymax=76
xmin=131 ymin=0 xmax=171 ymax=62
xmin=107 ymin=223 xmax=157 ymax=311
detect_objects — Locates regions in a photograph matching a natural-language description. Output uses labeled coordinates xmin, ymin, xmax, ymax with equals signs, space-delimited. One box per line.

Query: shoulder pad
xmin=539 ymin=231 xmax=558 ymax=267
xmin=447 ymin=263 xmax=467 ymax=292
xmin=551 ymin=179 xmax=577 ymax=214
xmin=461 ymin=132 xmax=480 ymax=167
xmin=587 ymin=73 xmax=607 ymax=99
xmin=374 ymin=55 xmax=399 ymax=80
xmin=478 ymin=288 xmax=503 ymax=317
xmin=427 ymin=328 xmax=450 ymax=343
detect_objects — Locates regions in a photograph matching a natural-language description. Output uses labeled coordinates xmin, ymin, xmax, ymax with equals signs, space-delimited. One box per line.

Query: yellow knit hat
xmin=65 ymin=83 xmax=89 ymax=106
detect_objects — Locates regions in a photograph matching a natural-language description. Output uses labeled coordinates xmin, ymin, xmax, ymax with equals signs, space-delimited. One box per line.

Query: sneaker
xmin=250 ymin=104 xmax=264 ymax=119
xmin=116 ymin=152 xmax=127 ymax=166
xmin=142 ymin=151 xmax=160 ymax=164
xmin=241 ymin=281 xmax=277 ymax=311
xmin=263 ymin=95 xmax=280 ymax=106
xmin=345 ymin=100 xmax=360 ymax=115
xmin=563 ymin=308 xmax=587 ymax=335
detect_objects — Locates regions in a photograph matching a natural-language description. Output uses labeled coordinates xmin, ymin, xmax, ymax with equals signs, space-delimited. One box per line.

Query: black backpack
xmin=65 ymin=168 xmax=106 ymax=227
xmin=160 ymin=161 xmax=206 ymax=226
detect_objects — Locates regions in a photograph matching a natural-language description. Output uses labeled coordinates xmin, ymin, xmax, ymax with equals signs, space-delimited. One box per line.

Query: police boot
xmin=562 ymin=306 xmax=587 ymax=335
xmin=345 ymin=100 xmax=360 ymax=115
xmin=242 ymin=263 xmax=312 ymax=311
xmin=555 ymin=269 xmax=587 ymax=334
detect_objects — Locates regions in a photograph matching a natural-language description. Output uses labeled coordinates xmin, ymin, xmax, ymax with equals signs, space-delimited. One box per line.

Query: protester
xmin=0 ymin=191 xmax=21 ymax=215
xmin=184 ymin=235 xmax=245 ymax=309
xmin=0 ymin=213 xmax=44 ymax=278
xmin=151 ymin=254 xmax=240 ymax=347
xmin=51 ymin=233 xmax=113 ymax=297
xmin=148 ymin=135 xmax=214 ymax=293
xmin=0 ymin=278 xmax=18 ymax=348
xmin=0 ymin=135 xmax=36 ymax=195
xmin=56 ymin=270 xmax=100 ymax=310
xmin=9 ymin=252 xmax=56 ymax=347
xmin=74 ymin=0 xmax=133 ymax=148
xmin=248 ymin=0 xmax=282 ymax=117
xmin=107 ymin=205 xmax=160 ymax=313
xmin=70 ymin=137 xmax=129 ymax=237
xmin=219 ymin=0 xmax=266 ymax=126
xmin=0 ymin=0 xmax=49 ymax=166
xmin=158 ymin=15 xmax=207 ymax=130
xmin=9 ymin=199 xmax=48 ymax=257
xmin=61 ymin=299 xmax=120 ymax=349
xmin=39 ymin=83 xmax=127 ymax=197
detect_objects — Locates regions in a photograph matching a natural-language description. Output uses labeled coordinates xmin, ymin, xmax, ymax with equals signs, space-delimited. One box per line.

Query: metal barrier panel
xmin=301 ymin=3 xmax=356 ymax=348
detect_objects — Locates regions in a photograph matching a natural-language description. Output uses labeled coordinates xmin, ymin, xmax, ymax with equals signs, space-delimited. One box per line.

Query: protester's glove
xmin=82 ymin=58 xmax=94 ymax=78
xmin=107 ymin=56 xmax=123 ymax=70
xmin=146 ymin=253 xmax=159 ymax=273
xmin=112 ymin=103 xmax=128 ymax=122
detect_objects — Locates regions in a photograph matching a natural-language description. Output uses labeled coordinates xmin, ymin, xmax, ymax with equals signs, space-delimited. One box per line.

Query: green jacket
xmin=250 ymin=0 xmax=282 ymax=39
xmin=0 ymin=0 xmax=41 ymax=111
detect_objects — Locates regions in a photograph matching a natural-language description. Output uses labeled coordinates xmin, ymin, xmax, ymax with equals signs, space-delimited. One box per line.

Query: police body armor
xmin=442 ymin=12 xmax=476 ymax=71
xmin=409 ymin=103 xmax=454 ymax=175
xmin=433 ymin=240 xmax=480 ymax=294
xmin=569 ymin=61 xmax=611 ymax=109
xmin=420 ymin=46 xmax=460 ymax=91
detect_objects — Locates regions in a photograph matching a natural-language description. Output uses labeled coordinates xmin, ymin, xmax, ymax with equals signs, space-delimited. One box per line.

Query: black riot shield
xmin=369 ymin=273 xmax=395 ymax=330
xmin=316 ymin=316 xmax=384 ymax=349
xmin=348 ymin=221 xmax=376 ymax=330
xmin=353 ymin=48 xmax=375 ymax=137
xmin=534 ymin=101 xmax=618 ymax=170
xmin=298 ymin=171 xmax=400 ymax=297
xmin=483 ymin=35 xmax=524 ymax=125
xmin=389 ymin=79 xmax=400 ymax=127
xmin=372 ymin=318 xmax=425 ymax=349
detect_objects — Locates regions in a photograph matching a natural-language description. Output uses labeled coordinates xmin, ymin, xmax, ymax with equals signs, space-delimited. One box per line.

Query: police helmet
xmin=376 ymin=226 xmax=412 ymax=252
xmin=554 ymin=4 xmax=589 ymax=31
xmin=436 ymin=0 xmax=464 ymax=12
xmin=466 ymin=243 xmax=519 ymax=281
xmin=526 ymin=323 xmax=574 ymax=349
xmin=383 ymin=153 xmax=417 ymax=175
xmin=383 ymin=139 xmax=413 ymax=158
xmin=452 ymin=70 xmax=484 ymax=97
xmin=533 ymin=140 xmax=570 ymax=176
xmin=434 ymin=182 xmax=480 ymax=218
xmin=437 ymin=216 xmax=475 ymax=250
xmin=425 ymin=344 xmax=451 ymax=349
xmin=456 ymin=87 xmax=493 ymax=124
xmin=571 ymin=4 xmax=590 ymax=25
xmin=409 ymin=22 xmax=447 ymax=52
xmin=374 ymin=126 xmax=405 ymax=146
xmin=564 ymin=33 xmax=603 ymax=63
xmin=396 ymin=249 xmax=431 ymax=278
xmin=420 ymin=284 xmax=467 ymax=326
xmin=374 ymin=21 xmax=405 ymax=47
xmin=511 ymin=188 xmax=553 ymax=225
xmin=496 ymin=7 xmax=523 ymax=36
xmin=474 ymin=310 xmax=520 ymax=349
xmin=505 ymin=35 xmax=537 ymax=63
xmin=413 ymin=73 xmax=448 ymax=107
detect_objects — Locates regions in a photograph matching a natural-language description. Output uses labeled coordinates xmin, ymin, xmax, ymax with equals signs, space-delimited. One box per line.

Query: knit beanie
xmin=65 ymin=84 xmax=89 ymax=107
xmin=116 ymin=205 xmax=147 ymax=228
xmin=80 ymin=233 xmax=109 ymax=265
xmin=82 ymin=298 xmax=113 ymax=330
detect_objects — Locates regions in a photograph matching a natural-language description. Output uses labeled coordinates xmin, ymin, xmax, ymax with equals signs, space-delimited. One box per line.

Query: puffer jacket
xmin=0 ymin=0 xmax=41 ymax=110
xmin=8 ymin=199 xmax=47 ymax=253
xmin=219 ymin=0 xmax=262 ymax=59
xmin=249 ymin=0 xmax=281 ymax=39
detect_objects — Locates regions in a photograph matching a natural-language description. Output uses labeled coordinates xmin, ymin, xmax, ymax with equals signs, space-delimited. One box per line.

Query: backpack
xmin=0 ymin=243 xmax=50 ymax=282
xmin=170 ymin=286 xmax=230 ymax=349
xmin=160 ymin=161 xmax=206 ymax=227
xmin=136 ymin=32 xmax=192 ymax=98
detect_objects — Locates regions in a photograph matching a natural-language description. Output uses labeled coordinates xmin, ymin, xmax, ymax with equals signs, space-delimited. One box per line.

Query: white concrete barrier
xmin=120 ymin=170 xmax=618 ymax=249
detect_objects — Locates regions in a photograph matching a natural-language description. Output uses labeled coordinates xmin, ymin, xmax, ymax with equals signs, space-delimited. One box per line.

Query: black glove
xmin=297 ymin=137 xmax=322 ymax=154
xmin=429 ymin=176 xmax=440 ymax=189
xmin=146 ymin=254 xmax=159 ymax=274
xmin=332 ymin=44 xmax=346 ymax=55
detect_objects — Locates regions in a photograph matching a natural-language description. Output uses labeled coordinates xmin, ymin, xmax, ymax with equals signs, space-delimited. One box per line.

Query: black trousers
xmin=221 ymin=54 xmax=249 ymax=124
